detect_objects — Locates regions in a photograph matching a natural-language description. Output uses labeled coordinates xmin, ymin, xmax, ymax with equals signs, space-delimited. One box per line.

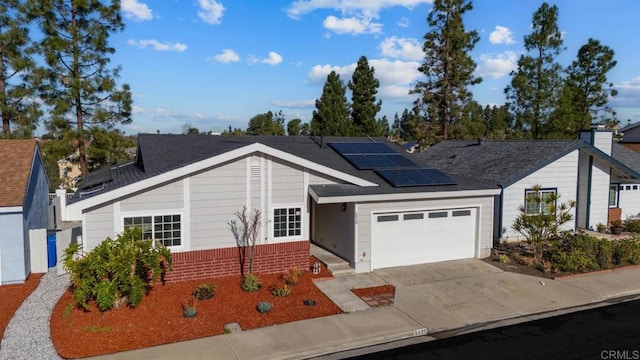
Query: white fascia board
xmin=68 ymin=142 xmax=378 ymax=213
xmin=309 ymin=188 xmax=501 ymax=204
xmin=0 ymin=206 xmax=23 ymax=214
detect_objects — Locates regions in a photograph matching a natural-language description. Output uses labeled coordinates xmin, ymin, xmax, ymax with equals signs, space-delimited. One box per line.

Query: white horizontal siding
xmin=190 ymin=159 xmax=247 ymax=250
xmin=120 ymin=180 xmax=183 ymax=212
xmin=84 ymin=203 xmax=114 ymax=252
xmin=618 ymin=184 xmax=640 ymax=218
xmin=589 ymin=158 xmax=611 ymax=227
xmin=501 ymin=150 xmax=579 ymax=240
xmin=356 ymin=196 xmax=493 ymax=273
xmin=271 ymin=158 xmax=303 ymax=204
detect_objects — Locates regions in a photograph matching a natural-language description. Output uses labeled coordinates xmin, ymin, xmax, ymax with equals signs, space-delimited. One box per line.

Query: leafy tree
xmin=222 ymin=125 xmax=245 ymax=136
xmin=377 ymin=115 xmax=389 ymax=137
xmin=450 ymin=101 xmax=486 ymax=139
xmin=311 ymin=71 xmax=351 ymax=136
xmin=0 ymin=0 xmax=41 ymax=138
xmin=34 ymin=0 xmax=133 ymax=178
xmin=348 ymin=56 xmax=382 ymax=136
xmin=246 ymin=110 xmax=285 ymax=135
xmin=483 ymin=105 xmax=513 ymax=140
xmin=300 ymin=122 xmax=310 ymax=136
xmin=505 ymin=2 xmax=564 ymax=139
xmin=286 ymin=118 xmax=301 ymax=136
xmin=411 ymin=0 xmax=481 ymax=140
xmin=63 ymin=227 xmax=172 ymax=311
xmin=85 ymin=128 xmax=135 ymax=171
xmin=182 ymin=123 xmax=201 ymax=134
xmin=512 ymin=185 xmax=575 ymax=263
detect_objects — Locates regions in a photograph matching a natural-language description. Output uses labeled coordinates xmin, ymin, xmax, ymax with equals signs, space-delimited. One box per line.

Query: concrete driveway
xmin=373 ymin=259 xmax=623 ymax=334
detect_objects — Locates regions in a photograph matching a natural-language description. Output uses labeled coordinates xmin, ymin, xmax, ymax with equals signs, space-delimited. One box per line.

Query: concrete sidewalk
xmin=88 ymin=261 xmax=640 ymax=360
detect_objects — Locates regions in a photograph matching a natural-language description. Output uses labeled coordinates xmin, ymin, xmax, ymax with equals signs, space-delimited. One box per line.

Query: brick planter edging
xmin=164 ymin=241 xmax=310 ymax=283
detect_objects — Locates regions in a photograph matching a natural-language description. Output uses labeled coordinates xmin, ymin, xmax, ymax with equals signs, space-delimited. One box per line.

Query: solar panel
xmin=389 ymin=155 xmax=419 ymax=168
xmin=375 ymin=168 xmax=457 ymax=187
xmin=420 ymin=168 xmax=457 ymax=185
xmin=329 ymin=142 xmax=358 ymax=154
xmin=350 ymin=142 xmax=395 ymax=154
xmin=343 ymin=154 xmax=377 ymax=169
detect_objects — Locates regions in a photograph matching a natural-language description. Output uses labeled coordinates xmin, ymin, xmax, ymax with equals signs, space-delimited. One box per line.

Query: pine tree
xmin=311 ymin=71 xmax=351 ymax=136
xmin=411 ymin=0 xmax=481 ymax=140
xmin=35 ymin=0 xmax=132 ymax=177
xmin=0 ymin=0 xmax=41 ymax=138
xmin=566 ymin=38 xmax=617 ymax=129
xmin=505 ymin=2 xmax=564 ymax=140
xmin=348 ymin=56 xmax=382 ymax=136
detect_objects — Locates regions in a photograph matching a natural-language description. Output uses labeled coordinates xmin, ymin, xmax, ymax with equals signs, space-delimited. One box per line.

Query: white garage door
xmin=371 ymin=208 xmax=477 ymax=269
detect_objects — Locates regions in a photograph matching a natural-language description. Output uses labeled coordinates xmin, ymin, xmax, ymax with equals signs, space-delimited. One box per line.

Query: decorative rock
xmin=223 ymin=322 xmax=243 ymax=333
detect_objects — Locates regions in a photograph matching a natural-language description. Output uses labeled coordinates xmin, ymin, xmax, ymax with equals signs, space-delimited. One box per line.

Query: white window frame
xmin=609 ymin=184 xmax=619 ymax=208
xmin=121 ymin=210 xmax=184 ymax=250
xmin=272 ymin=205 xmax=303 ymax=240
xmin=524 ymin=188 xmax=556 ymax=215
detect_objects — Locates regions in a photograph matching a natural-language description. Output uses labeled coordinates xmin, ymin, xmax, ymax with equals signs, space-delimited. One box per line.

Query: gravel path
xmin=0 ymin=269 xmax=69 ymax=360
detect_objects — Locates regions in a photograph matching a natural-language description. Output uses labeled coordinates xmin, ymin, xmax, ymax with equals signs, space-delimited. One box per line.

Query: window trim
xmin=121 ymin=210 xmax=184 ymax=250
xmin=609 ymin=183 xmax=620 ymax=208
xmin=272 ymin=205 xmax=303 ymax=239
xmin=524 ymin=188 xmax=557 ymax=216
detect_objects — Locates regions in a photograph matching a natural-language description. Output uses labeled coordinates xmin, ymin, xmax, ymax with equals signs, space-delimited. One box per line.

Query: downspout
xmin=586 ymin=156 xmax=593 ymax=230
xmin=498 ymin=184 xmax=504 ymax=243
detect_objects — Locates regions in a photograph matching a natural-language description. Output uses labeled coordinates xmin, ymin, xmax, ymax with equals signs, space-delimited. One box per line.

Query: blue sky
xmin=111 ymin=0 xmax=640 ymax=135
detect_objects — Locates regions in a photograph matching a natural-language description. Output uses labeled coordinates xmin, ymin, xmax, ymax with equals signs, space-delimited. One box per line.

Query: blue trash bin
xmin=47 ymin=232 xmax=57 ymax=268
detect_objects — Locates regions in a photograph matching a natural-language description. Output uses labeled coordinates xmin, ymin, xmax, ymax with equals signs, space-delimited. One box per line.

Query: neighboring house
xmin=0 ymin=140 xmax=50 ymax=285
xmin=619 ymin=121 xmax=640 ymax=153
xmin=413 ymin=130 xmax=640 ymax=242
xmin=63 ymin=134 xmax=499 ymax=281
xmin=58 ymin=152 xmax=82 ymax=189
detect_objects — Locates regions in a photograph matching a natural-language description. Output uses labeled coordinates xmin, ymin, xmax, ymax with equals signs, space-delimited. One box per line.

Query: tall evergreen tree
xmin=311 ymin=71 xmax=351 ymax=136
xmin=505 ymin=2 xmax=564 ymax=140
xmin=35 ymin=0 xmax=132 ymax=177
xmin=451 ymin=101 xmax=486 ymax=140
xmin=0 ymin=0 xmax=41 ymax=138
xmin=566 ymin=38 xmax=618 ymax=129
xmin=348 ymin=56 xmax=382 ymax=136
xmin=411 ymin=0 xmax=481 ymax=140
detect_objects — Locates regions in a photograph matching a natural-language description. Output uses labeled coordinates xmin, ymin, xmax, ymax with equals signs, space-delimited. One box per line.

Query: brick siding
xmin=163 ymin=241 xmax=310 ymax=283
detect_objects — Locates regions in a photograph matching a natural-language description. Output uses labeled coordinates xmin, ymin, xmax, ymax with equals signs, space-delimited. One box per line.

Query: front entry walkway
xmin=310 ymin=243 xmax=355 ymax=277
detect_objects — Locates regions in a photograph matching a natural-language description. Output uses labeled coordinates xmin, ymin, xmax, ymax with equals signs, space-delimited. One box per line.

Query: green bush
xmin=63 ymin=227 xmax=172 ymax=311
xmin=241 ymin=273 xmax=260 ymax=292
xmin=552 ymin=249 xmax=598 ymax=273
xmin=256 ymin=301 xmax=272 ymax=313
xmin=614 ymin=238 xmax=640 ymax=265
xmin=271 ymin=284 xmax=291 ymax=297
xmin=623 ymin=218 xmax=640 ymax=234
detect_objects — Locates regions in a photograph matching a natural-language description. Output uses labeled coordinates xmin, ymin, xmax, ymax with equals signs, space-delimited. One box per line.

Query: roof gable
xmin=0 ymin=140 xmax=37 ymax=207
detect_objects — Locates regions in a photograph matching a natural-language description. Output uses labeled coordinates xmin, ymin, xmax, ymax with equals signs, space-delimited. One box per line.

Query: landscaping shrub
xmin=192 ymin=283 xmax=216 ymax=300
xmin=241 ymin=273 xmax=260 ymax=292
xmin=552 ymin=249 xmax=598 ymax=273
xmin=623 ymin=218 xmax=640 ymax=234
xmin=613 ymin=238 xmax=640 ymax=265
xmin=63 ymin=227 xmax=172 ymax=311
xmin=256 ymin=301 xmax=272 ymax=313
xmin=182 ymin=297 xmax=197 ymax=318
xmin=271 ymin=284 xmax=291 ymax=297
xmin=282 ymin=267 xmax=304 ymax=285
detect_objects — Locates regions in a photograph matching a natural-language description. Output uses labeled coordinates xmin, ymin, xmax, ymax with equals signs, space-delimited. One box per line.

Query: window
xmin=403 ymin=213 xmax=424 ymax=220
xmin=452 ymin=210 xmax=471 ymax=217
xmin=524 ymin=189 xmax=556 ymax=215
xmin=124 ymin=214 xmax=181 ymax=247
xmin=377 ymin=215 xmax=399 ymax=222
xmin=609 ymin=184 xmax=619 ymax=208
xmin=634 ymin=185 xmax=638 ymax=190
xmin=428 ymin=211 xmax=448 ymax=218
xmin=274 ymin=207 xmax=302 ymax=237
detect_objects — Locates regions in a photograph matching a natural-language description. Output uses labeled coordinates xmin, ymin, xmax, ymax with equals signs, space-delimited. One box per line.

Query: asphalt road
xmin=346 ymin=299 xmax=640 ymax=360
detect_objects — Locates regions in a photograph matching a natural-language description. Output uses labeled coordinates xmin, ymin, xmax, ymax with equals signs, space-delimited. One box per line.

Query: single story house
xmin=413 ymin=130 xmax=640 ymax=242
xmin=619 ymin=121 xmax=640 ymax=153
xmin=0 ymin=140 xmax=50 ymax=285
xmin=63 ymin=134 xmax=500 ymax=280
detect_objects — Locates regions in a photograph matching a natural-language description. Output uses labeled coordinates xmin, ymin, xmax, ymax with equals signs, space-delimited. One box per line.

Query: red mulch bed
xmin=351 ymin=284 xmax=396 ymax=298
xmin=50 ymin=258 xmax=341 ymax=359
xmin=0 ymin=273 xmax=44 ymax=340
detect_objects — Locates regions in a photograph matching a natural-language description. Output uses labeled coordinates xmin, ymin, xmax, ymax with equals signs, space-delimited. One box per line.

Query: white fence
xmin=29 ymin=229 xmax=48 ymax=273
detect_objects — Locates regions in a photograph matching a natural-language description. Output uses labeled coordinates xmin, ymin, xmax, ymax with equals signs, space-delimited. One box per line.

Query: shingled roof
xmin=412 ymin=139 xmax=582 ymax=186
xmin=72 ymin=134 xmax=498 ymax=204
xmin=612 ymin=143 xmax=640 ymax=173
xmin=0 ymin=140 xmax=38 ymax=207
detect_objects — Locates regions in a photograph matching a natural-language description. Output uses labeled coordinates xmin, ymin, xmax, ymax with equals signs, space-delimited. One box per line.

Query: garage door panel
xmin=371 ymin=208 xmax=477 ymax=269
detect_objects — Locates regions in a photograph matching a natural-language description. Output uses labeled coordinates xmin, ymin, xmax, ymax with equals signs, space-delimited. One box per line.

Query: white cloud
xmin=272 ymin=99 xmax=315 ymax=108
xmin=286 ymin=0 xmax=432 ymax=35
xmin=398 ymin=17 xmax=410 ymax=28
xmin=323 ymin=15 xmax=382 ymax=35
xmin=209 ymin=49 xmax=240 ymax=63
xmin=197 ymin=0 xmax=225 ymax=25
xmin=308 ymin=58 xmax=421 ymax=103
xmin=379 ymin=36 xmax=423 ymax=61
xmin=476 ymin=51 xmax=517 ymax=79
xmin=261 ymin=51 xmax=283 ymax=66
xmin=611 ymin=77 xmax=640 ymax=108
xmin=489 ymin=25 xmax=515 ymax=45
xmin=121 ymin=0 xmax=153 ymax=21
xmin=127 ymin=39 xmax=187 ymax=52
